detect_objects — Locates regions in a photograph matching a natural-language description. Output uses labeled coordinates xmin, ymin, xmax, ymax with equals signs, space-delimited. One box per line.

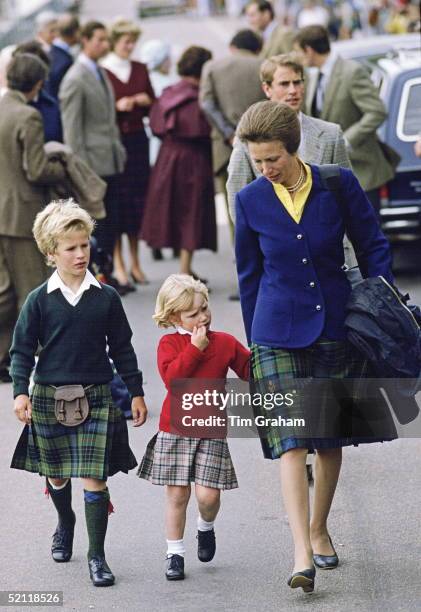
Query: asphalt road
xmin=1 ymin=224 xmax=421 ymax=612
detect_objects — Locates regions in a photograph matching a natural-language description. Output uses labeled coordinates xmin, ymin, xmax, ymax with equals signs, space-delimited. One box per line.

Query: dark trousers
xmin=94 ymin=175 xmax=120 ymax=263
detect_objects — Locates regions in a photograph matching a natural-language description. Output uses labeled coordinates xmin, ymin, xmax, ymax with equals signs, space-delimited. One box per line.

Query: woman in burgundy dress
xmin=141 ymin=46 xmax=217 ymax=281
xmin=102 ymin=19 xmax=155 ymax=288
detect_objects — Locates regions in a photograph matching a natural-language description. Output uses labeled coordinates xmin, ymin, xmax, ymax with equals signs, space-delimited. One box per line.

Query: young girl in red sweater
xmin=138 ymin=274 xmax=249 ymax=580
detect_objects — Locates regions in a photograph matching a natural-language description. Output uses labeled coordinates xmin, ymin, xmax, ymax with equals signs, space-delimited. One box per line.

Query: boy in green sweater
xmin=10 ymin=199 xmax=147 ymax=587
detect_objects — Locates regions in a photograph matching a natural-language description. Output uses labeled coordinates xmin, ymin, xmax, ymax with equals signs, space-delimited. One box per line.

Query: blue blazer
xmin=235 ymin=165 xmax=393 ymax=348
xmin=46 ymin=44 xmax=73 ymax=99
xmin=31 ymin=89 xmax=63 ymax=143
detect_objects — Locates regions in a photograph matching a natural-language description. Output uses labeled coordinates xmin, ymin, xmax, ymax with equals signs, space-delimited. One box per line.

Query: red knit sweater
xmin=157 ymin=331 xmax=250 ymax=433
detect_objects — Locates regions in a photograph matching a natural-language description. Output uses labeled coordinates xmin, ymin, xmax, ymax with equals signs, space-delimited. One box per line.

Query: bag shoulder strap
xmin=318 ymin=163 xmax=346 ymax=218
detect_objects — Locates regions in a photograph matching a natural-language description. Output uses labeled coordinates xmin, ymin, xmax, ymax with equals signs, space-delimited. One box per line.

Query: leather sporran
xmin=54 ymin=385 xmax=90 ymax=427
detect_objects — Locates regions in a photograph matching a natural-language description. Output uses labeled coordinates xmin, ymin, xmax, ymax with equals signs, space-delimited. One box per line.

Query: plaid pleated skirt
xmin=137 ymin=431 xmax=238 ymax=490
xmin=251 ymin=338 xmax=397 ymax=459
xmin=11 ymin=384 xmax=137 ymax=479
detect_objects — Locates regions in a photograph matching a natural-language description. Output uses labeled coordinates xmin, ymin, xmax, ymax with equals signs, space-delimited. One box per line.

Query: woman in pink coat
xmin=141 ymin=46 xmax=216 ymax=281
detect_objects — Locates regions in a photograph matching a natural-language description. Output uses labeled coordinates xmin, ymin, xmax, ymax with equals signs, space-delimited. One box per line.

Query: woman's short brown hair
xmin=260 ymin=52 xmax=304 ymax=85
xmin=109 ymin=18 xmax=141 ymax=50
xmin=6 ymin=53 xmax=48 ymax=92
xmin=237 ymin=100 xmax=300 ymax=154
xmin=177 ymin=45 xmax=212 ymax=79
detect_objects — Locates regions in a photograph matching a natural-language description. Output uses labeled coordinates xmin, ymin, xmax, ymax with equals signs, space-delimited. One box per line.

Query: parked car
xmin=332 ymin=33 xmax=420 ymax=73
xmin=371 ymin=52 xmax=421 ymax=239
xmin=330 ymin=36 xmax=421 ymax=240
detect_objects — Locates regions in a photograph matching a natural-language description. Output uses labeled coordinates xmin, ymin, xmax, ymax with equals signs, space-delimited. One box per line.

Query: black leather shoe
xmin=152 ymin=248 xmax=164 ymax=261
xmin=287 ymin=566 xmax=316 ymax=593
xmin=51 ymin=513 xmax=75 ymax=562
xmin=197 ymin=529 xmax=216 ymax=562
xmin=313 ymin=535 xmax=339 ymax=569
xmin=88 ymin=556 xmax=115 ymax=586
xmin=165 ymin=554 xmax=185 ymax=580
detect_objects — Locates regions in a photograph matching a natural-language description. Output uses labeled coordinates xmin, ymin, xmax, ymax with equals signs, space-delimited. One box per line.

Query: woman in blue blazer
xmin=235 ymin=101 xmax=395 ymax=593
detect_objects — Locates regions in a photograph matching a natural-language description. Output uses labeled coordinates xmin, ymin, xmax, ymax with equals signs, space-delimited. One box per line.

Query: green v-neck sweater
xmin=10 ymin=281 xmax=144 ymax=398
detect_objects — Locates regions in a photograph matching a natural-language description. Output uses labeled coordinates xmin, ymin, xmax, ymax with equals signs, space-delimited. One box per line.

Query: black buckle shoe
xmin=197 ymin=529 xmax=216 ymax=563
xmin=88 ymin=556 xmax=115 ymax=587
xmin=51 ymin=513 xmax=75 ymax=563
xmin=287 ymin=566 xmax=316 ymax=593
xmin=165 ymin=554 xmax=185 ymax=580
xmin=313 ymin=535 xmax=339 ymax=569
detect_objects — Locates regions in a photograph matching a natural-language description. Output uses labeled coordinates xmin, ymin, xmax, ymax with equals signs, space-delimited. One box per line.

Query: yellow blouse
xmin=272 ymin=161 xmax=312 ymax=224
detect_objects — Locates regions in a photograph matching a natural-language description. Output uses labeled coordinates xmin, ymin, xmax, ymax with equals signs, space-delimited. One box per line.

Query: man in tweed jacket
xmin=245 ymin=0 xmax=295 ymax=59
xmin=227 ymin=53 xmax=351 ymax=221
xmin=295 ymin=25 xmax=394 ymax=211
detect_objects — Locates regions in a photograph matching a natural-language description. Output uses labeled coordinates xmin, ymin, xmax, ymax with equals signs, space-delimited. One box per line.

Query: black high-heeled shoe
xmin=313 ymin=535 xmax=339 ymax=569
xmin=130 ymin=272 xmax=149 ymax=286
xmin=287 ymin=566 xmax=316 ymax=593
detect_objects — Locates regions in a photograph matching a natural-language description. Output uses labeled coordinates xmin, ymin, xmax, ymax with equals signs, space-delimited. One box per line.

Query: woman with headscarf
xmin=140 ymin=39 xmax=176 ymax=167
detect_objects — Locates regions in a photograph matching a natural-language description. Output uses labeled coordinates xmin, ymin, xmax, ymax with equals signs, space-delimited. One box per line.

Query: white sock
xmin=48 ymin=478 xmax=69 ymax=491
xmin=197 ymin=516 xmax=214 ymax=532
xmin=166 ymin=539 xmax=185 ymax=558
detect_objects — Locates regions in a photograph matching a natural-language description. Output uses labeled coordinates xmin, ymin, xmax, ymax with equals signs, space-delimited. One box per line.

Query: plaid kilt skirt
xmin=137 ymin=431 xmax=238 ymax=490
xmin=251 ymin=338 xmax=397 ymax=459
xmin=11 ymin=384 xmax=137 ymax=479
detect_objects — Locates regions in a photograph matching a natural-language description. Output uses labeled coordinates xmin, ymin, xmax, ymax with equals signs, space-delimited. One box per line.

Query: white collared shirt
xmin=47 ymin=269 xmax=101 ymax=306
xmin=53 ymin=38 xmax=71 ymax=53
xmin=176 ymin=326 xmax=192 ymax=336
xmin=78 ymin=52 xmax=102 ymax=80
xmin=262 ymin=19 xmax=277 ymax=41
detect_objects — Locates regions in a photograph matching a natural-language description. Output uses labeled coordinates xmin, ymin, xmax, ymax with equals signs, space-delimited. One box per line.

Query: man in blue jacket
xmin=47 ymin=14 xmax=80 ymax=99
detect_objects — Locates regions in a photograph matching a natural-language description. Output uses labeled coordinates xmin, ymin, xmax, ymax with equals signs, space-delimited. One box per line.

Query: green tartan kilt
xmin=11 ymin=383 xmax=137 ymax=479
xmin=251 ymin=338 xmax=397 ymax=459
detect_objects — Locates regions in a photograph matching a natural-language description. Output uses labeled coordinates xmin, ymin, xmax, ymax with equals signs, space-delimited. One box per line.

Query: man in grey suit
xmin=245 ymin=0 xmax=294 ymax=59
xmin=227 ymin=52 xmax=351 ymax=222
xmin=294 ymin=25 xmax=395 ymax=212
xmin=0 ymin=54 xmax=66 ymax=382
xmin=59 ymin=21 xmax=126 ymax=277
xmin=200 ymin=29 xmax=266 ymax=238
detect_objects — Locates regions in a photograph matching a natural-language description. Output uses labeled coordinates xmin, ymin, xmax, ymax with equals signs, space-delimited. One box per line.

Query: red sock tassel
xmin=44 ymin=486 xmax=50 ymax=498
xmin=108 ymin=500 xmax=115 ymax=515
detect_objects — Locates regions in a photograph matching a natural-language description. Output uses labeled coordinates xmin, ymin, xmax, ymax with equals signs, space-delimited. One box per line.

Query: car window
xmin=396 ymin=76 xmax=421 ymax=141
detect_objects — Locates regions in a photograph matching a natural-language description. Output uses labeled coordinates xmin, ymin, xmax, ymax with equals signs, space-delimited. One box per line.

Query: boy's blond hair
xmin=153 ymin=274 xmax=209 ymax=328
xmin=33 ymin=199 xmax=95 ymax=266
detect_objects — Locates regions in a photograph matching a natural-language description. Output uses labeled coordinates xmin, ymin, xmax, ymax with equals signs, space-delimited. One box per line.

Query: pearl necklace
xmin=285 ymin=162 xmax=305 ymax=193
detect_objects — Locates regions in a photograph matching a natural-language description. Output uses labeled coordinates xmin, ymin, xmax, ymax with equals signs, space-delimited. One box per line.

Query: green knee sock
xmin=47 ymin=479 xmax=75 ymax=527
xmin=84 ymin=488 xmax=110 ymax=559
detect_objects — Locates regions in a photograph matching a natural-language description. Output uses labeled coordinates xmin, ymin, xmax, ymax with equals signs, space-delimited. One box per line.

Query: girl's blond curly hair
xmin=153 ymin=274 xmax=209 ymax=328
